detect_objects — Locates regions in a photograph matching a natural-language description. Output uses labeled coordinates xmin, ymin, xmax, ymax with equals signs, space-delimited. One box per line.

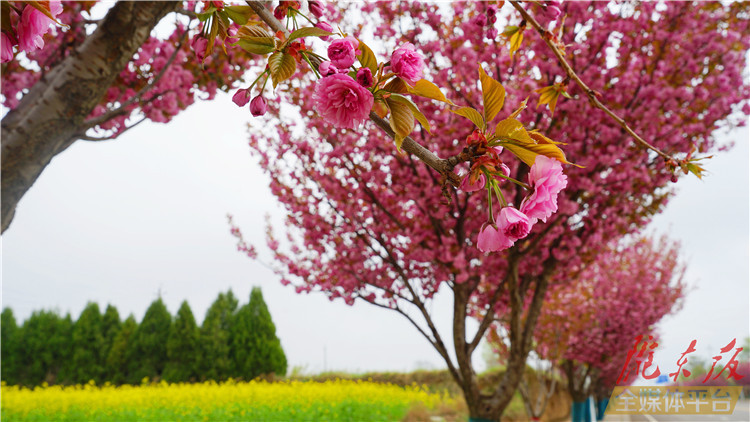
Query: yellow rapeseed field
xmin=1 ymin=378 xmax=452 ymax=421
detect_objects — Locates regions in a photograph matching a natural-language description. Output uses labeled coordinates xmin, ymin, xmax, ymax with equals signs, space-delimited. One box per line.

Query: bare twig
xmin=509 ymin=1 xmax=673 ymax=162
xmin=78 ymin=116 xmax=148 ymax=141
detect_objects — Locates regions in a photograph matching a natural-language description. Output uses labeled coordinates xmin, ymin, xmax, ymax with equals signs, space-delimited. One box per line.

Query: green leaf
xmin=451 ymin=107 xmax=485 ymax=130
xmin=383 ymin=78 xmax=408 ymax=94
xmin=494 ymin=118 xmax=533 ymax=143
xmin=205 ymin=16 xmax=220 ymax=59
xmin=388 ymin=94 xmax=431 ymax=134
xmin=236 ymin=37 xmax=275 ymax=55
xmin=238 ymin=25 xmax=272 ymax=38
xmin=385 ymin=97 xmax=415 ymax=151
xmin=509 ymin=29 xmax=524 ymax=59
xmin=529 ymin=131 xmax=564 ymax=146
xmin=502 ymin=25 xmax=519 ymax=37
xmin=268 ymin=52 xmax=297 ymax=87
xmin=478 ymin=66 xmax=506 ymax=123
xmin=224 ymin=5 xmax=255 ymax=25
xmin=508 ymin=97 xmax=528 ymax=120
xmin=286 ymin=27 xmax=334 ymax=45
xmin=406 ymin=79 xmax=455 ymax=105
xmin=535 ymin=83 xmax=569 ymax=116
xmin=197 ymin=7 xmax=217 ymax=22
xmin=502 ymin=141 xmax=569 ymax=168
xmin=685 ymin=162 xmax=706 ymax=179
xmin=357 ymin=39 xmax=378 ymax=75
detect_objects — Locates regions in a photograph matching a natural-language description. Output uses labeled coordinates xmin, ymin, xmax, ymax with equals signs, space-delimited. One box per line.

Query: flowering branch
xmin=509 ymin=1 xmax=673 ymax=163
xmin=245 ymin=0 xmax=461 ymax=187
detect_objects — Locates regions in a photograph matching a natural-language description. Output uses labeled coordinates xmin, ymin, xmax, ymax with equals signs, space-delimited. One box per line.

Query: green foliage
xmin=101 ymin=304 xmax=122 ymax=353
xmin=1 ymin=308 xmax=21 ymax=384
xmin=68 ymin=302 xmax=105 ymax=384
xmin=163 ymin=301 xmax=200 ymax=383
xmin=4 ymin=290 xmax=288 ymax=386
xmin=18 ymin=310 xmax=72 ymax=386
xmin=126 ymin=298 xmax=171 ymax=383
xmin=230 ymin=287 xmax=287 ymax=379
xmin=106 ymin=315 xmax=137 ymax=385
xmin=199 ymin=290 xmax=239 ymax=381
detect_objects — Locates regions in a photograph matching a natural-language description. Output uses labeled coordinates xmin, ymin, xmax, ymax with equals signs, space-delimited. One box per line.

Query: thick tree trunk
xmin=1 ymin=1 xmax=180 ymax=233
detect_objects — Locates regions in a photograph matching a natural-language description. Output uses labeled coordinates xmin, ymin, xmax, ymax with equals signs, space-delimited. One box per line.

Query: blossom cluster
xmin=467 ymin=153 xmax=567 ymax=253
xmin=1 ymin=1 xmax=63 ymax=63
xmin=313 ymin=38 xmax=425 ymax=129
xmin=229 ymin=0 xmax=337 ymax=118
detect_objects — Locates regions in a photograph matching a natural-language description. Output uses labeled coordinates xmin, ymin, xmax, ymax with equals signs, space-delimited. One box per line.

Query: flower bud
xmin=356 ymin=67 xmax=373 ymax=88
xmin=273 ymin=5 xmax=287 ymax=20
xmin=250 ymin=95 xmax=268 ymax=117
xmin=473 ymin=14 xmax=488 ymax=28
xmin=192 ymin=36 xmax=208 ymax=62
xmin=308 ymin=0 xmax=325 ymax=18
xmin=232 ymin=88 xmax=251 ymax=107
xmin=315 ymin=22 xmax=333 ymax=41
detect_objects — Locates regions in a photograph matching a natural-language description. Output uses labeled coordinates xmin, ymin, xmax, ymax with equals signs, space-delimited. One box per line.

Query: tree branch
xmin=467 ymin=270 xmax=511 ymax=354
xmin=509 ymin=1 xmax=673 ymax=163
xmin=78 ymin=116 xmax=148 ymax=141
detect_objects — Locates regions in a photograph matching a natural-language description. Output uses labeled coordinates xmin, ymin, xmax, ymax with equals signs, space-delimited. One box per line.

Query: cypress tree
xmin=106 ymin=315 xmax=137 ymax=384
xmin=163 ymin=301 xmax=200 ymax=383
xmin=1 ymin=308 xmax=20 ymax=384
xmin=199 ymin=290 xmax=238 ymax=381
xmin=69 ymin=302 xmax=105 ymax=384
xmin=230 ymin=287 xmax=287 ymax=380
xmin=101 ymin=304 xmax=122 ymax=358
xmin=19 ymin=310 xmax=72 ymax=386
xmin=126 ymin=298 xmax=171 ymax=384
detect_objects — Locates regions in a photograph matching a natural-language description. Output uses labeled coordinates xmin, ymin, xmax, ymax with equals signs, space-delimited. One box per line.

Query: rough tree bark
xmin=1 ymin=1 xmax=180 ymax=233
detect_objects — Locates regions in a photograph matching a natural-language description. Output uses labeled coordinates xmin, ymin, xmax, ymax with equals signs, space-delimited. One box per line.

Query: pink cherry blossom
xmin=1 ymin=33 xmax=14 ymax=63
xmin=477 ymin=222 xmax=513 ymax=252
xmin=327 ymin=37 xmax=359 ymax=69
xmin=460 ymin=172 xmax=486 ymax=192
xmin=390 ymin=42 xmax=424 ymax=85
xmin=520 ymin=155 xmax=568 ymax=223
xmin=17 ymin=1 xmax=62 ymax=53
xmin=497 ymin=207 xmax=532 ymax=241
xmin=312 ymin=73 xmax=373 ymax=129
xmin=318 ymin=61 xmax=338 ymax=76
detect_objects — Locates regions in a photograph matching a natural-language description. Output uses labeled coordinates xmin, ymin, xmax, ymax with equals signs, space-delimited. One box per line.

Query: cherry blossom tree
xmin=526 ymin=236 xmax=685 ymax=420
xmin=233 ymin=1 xmax=749 ymax=419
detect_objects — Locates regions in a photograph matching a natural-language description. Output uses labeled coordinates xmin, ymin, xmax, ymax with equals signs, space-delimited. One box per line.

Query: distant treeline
xmin=1 ymin=288 xmax=287 ymax=386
